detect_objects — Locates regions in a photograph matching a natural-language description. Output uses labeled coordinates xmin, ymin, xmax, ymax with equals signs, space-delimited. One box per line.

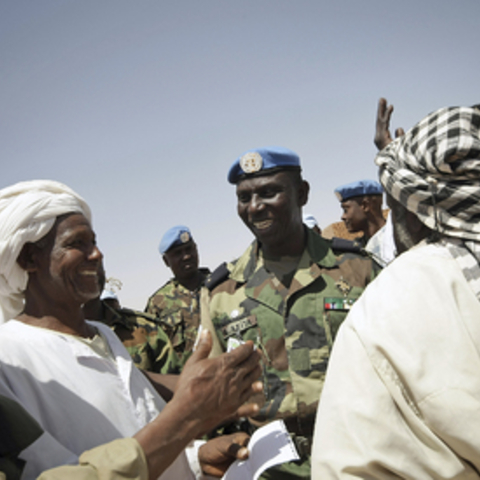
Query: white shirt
xmin=364 ymin=213 xmax=396 ymax=267
xmin=312 ymin=241 xmax=480 ymax=479
xmin=0 ymin=320 xmax=200 ymax=480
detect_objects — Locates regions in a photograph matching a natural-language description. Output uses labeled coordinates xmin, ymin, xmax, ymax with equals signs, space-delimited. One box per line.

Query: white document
xmin=222 ymin=420 xmax=300 ymax=480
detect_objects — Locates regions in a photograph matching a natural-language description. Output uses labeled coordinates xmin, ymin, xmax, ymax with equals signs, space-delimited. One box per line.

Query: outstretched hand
xmin=374 ymin=97 xmax=405 ymax=151
xmin=173 ymin=330 xmax=263 ymax=437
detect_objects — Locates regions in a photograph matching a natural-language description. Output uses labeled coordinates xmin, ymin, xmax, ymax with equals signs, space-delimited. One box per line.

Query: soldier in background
xmin=334 ymin=179 xmax=385 ymax=247
xmin=83 ymin=263 xmax=181 ymax=374
xmin=203 ymin=146 xmax=378 ymax=480
xmin=334 ymin=179 xmax=395 ymax=266
xmin=145 ymin=225 xmax=210 ymax=369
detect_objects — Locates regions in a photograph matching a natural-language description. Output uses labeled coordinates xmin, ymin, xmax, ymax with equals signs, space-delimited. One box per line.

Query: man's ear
xmin=17 ymin=243 xmax=38 ymax=272
xmin=162 ymin=254 xmax=170 ymax=268
xmin=361 ymin=197 xmax=371 ymax=213
xmin=298 ymin=180 xmax=310 ymax=207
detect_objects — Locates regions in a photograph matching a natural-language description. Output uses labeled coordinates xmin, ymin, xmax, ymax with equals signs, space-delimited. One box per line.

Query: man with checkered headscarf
xmin=312 ymin=101 xmax=480 ymax=479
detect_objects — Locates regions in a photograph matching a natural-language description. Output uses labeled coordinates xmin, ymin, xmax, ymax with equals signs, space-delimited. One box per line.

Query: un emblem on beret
xmin=240 ymin=152 xmax=263 ymax=174
xmin=180 ymin=231 xmax=190 ymax=243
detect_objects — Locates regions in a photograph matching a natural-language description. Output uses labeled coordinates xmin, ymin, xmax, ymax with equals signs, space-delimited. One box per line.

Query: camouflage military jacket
xmin=145 ymin=268 xmax=210 ymax=367
xmin=99 ymin=302 xmax=181 ymax=374
xmin=208 ymin=229 xmax=378 ymax=436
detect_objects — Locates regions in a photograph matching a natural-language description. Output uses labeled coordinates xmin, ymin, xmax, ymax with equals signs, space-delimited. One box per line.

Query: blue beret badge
xmin=180 ymin=231 xmax=190 ymax=243
xmin=240 ymin=152 xmax=263 ymax=174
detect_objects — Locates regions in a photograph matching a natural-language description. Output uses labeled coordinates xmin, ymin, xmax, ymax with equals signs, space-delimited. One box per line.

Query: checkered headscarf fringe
xmin=444 ymin=238 xmax=480 ymax=301
xmin=375 ymin=106 xmax=480 ymax=241
xmin=375 ymin=105 xmax=480 ymax=299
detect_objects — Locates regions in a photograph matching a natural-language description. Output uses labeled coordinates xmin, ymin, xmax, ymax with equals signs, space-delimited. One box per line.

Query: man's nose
xmin=248 ymin=194 xmax=264 ymax=215
xmin=89 ymin=245 xmax=103 ymax=262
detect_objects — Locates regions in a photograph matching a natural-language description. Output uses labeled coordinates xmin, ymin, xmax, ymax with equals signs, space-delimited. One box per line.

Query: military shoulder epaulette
xmin=330 ymin=237 xmax=365 ymax=255
xmin=204 ymin=262 xmax=231 ymax=291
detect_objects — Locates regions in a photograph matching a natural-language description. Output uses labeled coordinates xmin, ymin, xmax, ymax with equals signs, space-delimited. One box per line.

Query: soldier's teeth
xmin=254 ymin=220 xmax=273 ymax=229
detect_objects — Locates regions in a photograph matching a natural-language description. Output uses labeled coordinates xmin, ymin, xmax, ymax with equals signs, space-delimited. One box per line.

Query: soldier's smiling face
xmin=340 ymin=198 xmax=367 ymax=233
xmin=236 ymin=171 xmax=308 ymax=255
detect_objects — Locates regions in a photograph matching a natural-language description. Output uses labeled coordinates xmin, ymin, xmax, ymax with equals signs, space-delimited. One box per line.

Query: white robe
xmin=0 ymin=320 xmax=201 ymax=480
xmin=312 ymin=241 xmax=480 ymax=479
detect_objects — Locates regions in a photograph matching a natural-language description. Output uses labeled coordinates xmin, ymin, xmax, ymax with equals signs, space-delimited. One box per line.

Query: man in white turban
xmin=312 ymin=101 xmax=480 ymax=479
xmin=0 ymin=180 xmax=91 ymax=324
xmin=0 ymin=179 xmax=262 ymax=480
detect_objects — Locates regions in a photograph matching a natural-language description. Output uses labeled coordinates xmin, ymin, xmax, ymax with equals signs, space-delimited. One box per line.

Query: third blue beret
xmin=334 ymin=180 xmax=383 ymax=202
xmin=159 ymin=225 xmax=192 ymax=254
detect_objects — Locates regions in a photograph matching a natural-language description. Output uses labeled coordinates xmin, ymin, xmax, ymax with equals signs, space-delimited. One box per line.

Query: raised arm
xmin=374 ymin=97 xmax=405 ymax=151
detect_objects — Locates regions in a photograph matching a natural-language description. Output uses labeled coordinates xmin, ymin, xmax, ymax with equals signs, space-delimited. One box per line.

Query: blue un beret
xmin=334 ymin=180 xmax=383 ymax=202
xmin=159 ymin=225 xmax=192 ymax=254
xmin=228 ymin=146 xmax=301 ymax=184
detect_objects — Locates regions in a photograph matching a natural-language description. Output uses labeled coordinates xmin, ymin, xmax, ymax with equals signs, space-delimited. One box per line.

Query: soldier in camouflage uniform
xmin=83 ymin=266 xmax=180 ymax=374
xmin=204 ymin=146 xmax=379 ymax=480
xmin=145 ymin=225 xmax=210 ymax=369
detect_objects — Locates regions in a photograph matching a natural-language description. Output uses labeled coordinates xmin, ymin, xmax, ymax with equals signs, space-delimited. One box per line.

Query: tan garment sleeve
xmin=37 ymin=438 xmax=148 ymax=480
xmin=200 ymin=286 xmax=223 ymax=358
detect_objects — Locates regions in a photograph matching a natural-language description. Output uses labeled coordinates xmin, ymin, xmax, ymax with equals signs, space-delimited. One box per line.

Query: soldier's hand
xmin=172 ymin=330 xmax=263 ymax=437
xmin=199 ymin=432 xmax=250 ymax=477
xmin=374 ymin=97 xmax=404 ymax=150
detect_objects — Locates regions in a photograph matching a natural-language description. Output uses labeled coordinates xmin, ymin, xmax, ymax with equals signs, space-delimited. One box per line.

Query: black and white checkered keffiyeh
xmin=375 ymin=105 xmax=480 ymax=299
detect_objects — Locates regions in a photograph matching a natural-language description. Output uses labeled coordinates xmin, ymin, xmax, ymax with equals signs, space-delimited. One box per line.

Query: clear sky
xmin=1 ymin=0 xmax=479 ymax=309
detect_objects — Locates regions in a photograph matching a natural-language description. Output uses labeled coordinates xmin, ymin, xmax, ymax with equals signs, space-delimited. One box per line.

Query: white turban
xmin=0 ymin=180 xmax=91 ymax=324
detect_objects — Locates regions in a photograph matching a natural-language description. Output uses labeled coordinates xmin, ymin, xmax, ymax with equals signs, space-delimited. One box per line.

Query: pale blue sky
xmin=1 ymin=1 xmax=479 ymax=308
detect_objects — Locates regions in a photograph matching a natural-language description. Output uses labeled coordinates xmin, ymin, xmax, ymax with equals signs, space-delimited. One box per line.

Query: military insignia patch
xmin=221 ymin=315 xmax=258 ymax=338
xmin=324 ymin=297 xmax=356 ymax=311
xmin=240 ymin=152 xmax=263 ymax=174
xmin=335 ymin=277 xmax=352 ymax=296
xmin=180 ymin=231 xmax=190 ymax=243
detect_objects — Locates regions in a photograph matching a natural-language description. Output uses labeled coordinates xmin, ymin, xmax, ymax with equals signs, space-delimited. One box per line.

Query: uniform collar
xmin=229 ymin=228 xmax=339 ymax=284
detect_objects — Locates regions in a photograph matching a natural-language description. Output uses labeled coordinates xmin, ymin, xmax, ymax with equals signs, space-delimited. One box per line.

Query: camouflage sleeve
xmin=144 ymin=294 xmax=161 ymax=316
xmin=131 ymin=315 xmax=182 ymax=374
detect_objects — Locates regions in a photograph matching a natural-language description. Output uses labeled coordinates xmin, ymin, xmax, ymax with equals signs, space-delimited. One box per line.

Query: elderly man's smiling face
xmin=32 ymin=213 xmax=104 ymax=306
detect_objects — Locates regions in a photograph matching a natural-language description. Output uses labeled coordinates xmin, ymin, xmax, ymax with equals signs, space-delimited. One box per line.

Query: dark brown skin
xmin=386 ymin=194 xmax=431 ymax=255
xmin=236 ymin=171 xmax=309 ymax=258
xmin=163 ymin=239 xmax=204 ymax=291
xmin=136 ymin=330 xmax=263 ymax=479
xmin=199 ymin=432 xmax=250 ymax=477
xmin=340 ymin=196 xmax=385 ymax=241
xmin=16 ymin=212 xmax=263 ymax=479
xmin=374 ymin=97 xmax=405 ymax=151
xmin=16 ymin=213 xmax=102 ymax=338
